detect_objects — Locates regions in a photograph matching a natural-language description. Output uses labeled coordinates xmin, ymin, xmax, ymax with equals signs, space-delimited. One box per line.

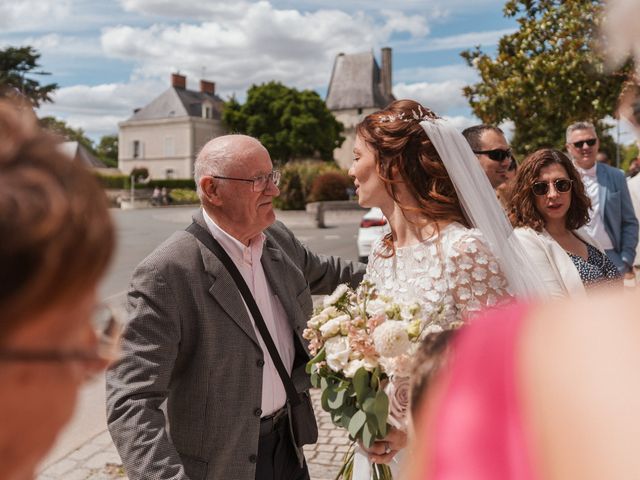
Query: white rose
xmin=324 ymin=284 xmax=350 ymax=307
xmin=320 ymin=314 xmax=349 ymax=339
xmin=385 ymin=376 xmax=411 ymax=431
xmin=324 ymin=336 xmax=351 ymax=372
xmin=307 ymin=313 xmax=328 ymax=329
xmin=365 ymin=299 xmax=387 ymax=316
xmin=372 ymin=321 xmax=411 ymax=357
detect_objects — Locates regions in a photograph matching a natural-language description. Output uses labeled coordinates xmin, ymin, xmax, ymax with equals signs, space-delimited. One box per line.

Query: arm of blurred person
xmin=513 ymin=228 xmax=577 ymax=298
xmin=105 ymin=260 xmax=189 ymax=480
xmin=267 ymin=221 xmax=366 ymax=293
xmin=521 ymin=291 xmax=640 ymax=479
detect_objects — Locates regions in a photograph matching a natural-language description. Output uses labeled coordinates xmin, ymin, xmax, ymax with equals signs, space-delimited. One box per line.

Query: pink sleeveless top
xmin=425 ymin=302 xmax=536 ymax=480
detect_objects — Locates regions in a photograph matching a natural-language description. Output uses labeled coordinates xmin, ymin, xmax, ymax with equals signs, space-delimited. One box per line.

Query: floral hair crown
xmin=378 ymin=104 xmax=433 ymax=123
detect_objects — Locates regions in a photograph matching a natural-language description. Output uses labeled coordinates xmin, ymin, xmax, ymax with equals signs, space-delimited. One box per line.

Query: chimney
xmin=381 ymin=47 xmax=392 ymax=98
xmin=200 ymin=80 xmax=215 ymax=95
xmin=171 ymin=73 xmax=186 ymax=89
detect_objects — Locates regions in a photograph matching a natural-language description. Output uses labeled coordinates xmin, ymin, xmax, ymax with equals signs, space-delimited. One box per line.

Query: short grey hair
xmin=566 ymin=121 xmax=597 ymax=142
xmin=193 ymin=142 xmax=233 ymax=201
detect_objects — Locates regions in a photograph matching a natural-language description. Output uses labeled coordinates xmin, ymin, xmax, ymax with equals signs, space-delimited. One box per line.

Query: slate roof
xmin=127 ymin=87 xmax=224 ymax=121
xmin=59 ymin=141 xmax=106 ymax=168
xmin=325 ymin=51 xmax=395 ymax=111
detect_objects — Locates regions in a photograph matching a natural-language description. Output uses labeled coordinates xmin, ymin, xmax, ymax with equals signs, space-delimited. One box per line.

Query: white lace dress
xmin=352 ymin=222 xmax=511 ymax=479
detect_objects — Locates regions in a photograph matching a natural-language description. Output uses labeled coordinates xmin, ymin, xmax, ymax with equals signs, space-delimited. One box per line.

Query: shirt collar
xmin=202 ymin=209 xmax=265 ymax=266
xmin=575 ymin=162 xmax=597 ymax=178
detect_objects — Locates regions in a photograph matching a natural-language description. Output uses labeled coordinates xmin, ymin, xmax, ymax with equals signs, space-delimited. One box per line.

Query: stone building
xmin=118 ymin=73 xmax=225 ymax=179
xmin=325 ymin=47 xmax=395 ymax=169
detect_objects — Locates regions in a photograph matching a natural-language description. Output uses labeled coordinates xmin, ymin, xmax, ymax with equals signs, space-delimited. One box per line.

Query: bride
xmin=348 ymin=99 xmax=542 ymax=477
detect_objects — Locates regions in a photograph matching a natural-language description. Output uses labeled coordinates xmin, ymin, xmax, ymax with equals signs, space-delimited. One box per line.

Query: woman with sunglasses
xmin=509 ymin=148 xmax=621 ymax=297
xmin=0 ymin=98 xmax=116 ymax=480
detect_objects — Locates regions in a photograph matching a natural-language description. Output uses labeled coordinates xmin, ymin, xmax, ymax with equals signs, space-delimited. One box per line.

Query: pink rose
xmin=385 ymin=376 xmax=410 ymax=431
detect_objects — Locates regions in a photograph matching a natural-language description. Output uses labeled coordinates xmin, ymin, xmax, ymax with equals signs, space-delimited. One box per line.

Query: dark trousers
xmin=255 ymin=415 xmax=309 ymax=480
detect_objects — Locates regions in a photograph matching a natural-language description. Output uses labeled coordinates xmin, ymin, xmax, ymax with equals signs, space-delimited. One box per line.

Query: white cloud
xmin=401 ymin=28 xmax=516 ymax=53
xmin=37 ymin=80 xmax=165 ymax=139
xmin=10 ymin=33 xmax=100 ymax=57
xmin=101 ymin=3 xmax=420 ymax=95
xmin=394 ymin=63 xmax=477 ymax=84
xmin=0 ymin=0 xmax=72 ymax=31
xmin=393 ymin=80 xmax=469 ymax=115
xmin=442 ymin=115 xmax=479 ymax=132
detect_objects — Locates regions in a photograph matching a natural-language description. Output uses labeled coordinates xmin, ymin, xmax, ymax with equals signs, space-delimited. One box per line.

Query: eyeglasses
xmin=472 ymin=148 xmax=513 ymax=162
xmin=571 ymin=138 xmax=597 ymax=149
xmin=532 ymin=179 xmax=573 ymax=196
xmin=211 ymin=170 xmax=281 ymax=192
xmin=0 ymin=303 xmax=121 ymax=366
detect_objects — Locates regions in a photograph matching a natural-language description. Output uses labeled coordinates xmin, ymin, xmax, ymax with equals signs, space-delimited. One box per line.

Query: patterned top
xmin=566 ymin=242 xmax=622 ymax=288
xmin=365 ymin=222 xmax=512 ymax=329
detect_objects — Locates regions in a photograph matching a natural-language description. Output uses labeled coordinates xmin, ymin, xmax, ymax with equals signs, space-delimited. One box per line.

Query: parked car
xmin=356 ymin=207 xmax=388 ymax=262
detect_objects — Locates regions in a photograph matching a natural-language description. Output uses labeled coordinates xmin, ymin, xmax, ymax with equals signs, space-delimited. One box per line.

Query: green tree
xmin=39 ymin=116 xmax=96 ymax=154
xmin=461 ymin=0 xmax=630 ymax=154
xmin=223 ymin=81 xmax=344 ymax=163
xmin=96 ymin=134 xmax=118 ymax=168
xmin=0 ymin=46 xmax=57 ymax=107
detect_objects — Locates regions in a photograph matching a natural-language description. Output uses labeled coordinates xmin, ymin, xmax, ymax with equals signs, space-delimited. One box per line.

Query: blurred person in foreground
xmin=509 ymin=149 xmax=622 ymax=298
xmin=0 ymin=99 xmax=116 ymax=480
xmin=407 ymin=288 xmax=640 ymax=480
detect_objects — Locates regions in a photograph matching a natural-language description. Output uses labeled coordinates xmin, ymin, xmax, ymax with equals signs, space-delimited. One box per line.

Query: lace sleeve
xmin=445 ymin=231 xmax=512 ymax=319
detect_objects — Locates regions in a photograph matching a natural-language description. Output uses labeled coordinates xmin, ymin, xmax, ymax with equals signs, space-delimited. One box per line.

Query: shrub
xmin=168 ymin=188 xmax=200 ymax=204
xmin=96 ymin=173 xmax=128 ymax=189
xmin=308 ymin=171 xmax=352 ymax=202
xmin=136 ymin=179 xmax=196 ymax=189
xmin=273 ymin=160 xmax=343 ymax=210
xmin=130 ymin=167 xmax=150 ymax=180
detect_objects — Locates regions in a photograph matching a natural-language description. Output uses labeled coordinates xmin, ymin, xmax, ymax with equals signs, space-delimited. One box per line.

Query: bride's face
xmin=349 ymin=135 xmax=389 ymax=208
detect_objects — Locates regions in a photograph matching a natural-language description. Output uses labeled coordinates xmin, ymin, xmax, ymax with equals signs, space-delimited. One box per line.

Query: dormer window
xmin=202 ymin=103 xmax=213 ymax=119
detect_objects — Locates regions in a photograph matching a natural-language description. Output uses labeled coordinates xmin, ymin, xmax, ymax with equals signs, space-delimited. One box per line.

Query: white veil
xmin=420 ymin=118 xmax=548 ymax=299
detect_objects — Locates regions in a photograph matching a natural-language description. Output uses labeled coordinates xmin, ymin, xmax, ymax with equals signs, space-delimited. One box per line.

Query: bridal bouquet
xmin=304 ymin=281 xmax=447 ymax=480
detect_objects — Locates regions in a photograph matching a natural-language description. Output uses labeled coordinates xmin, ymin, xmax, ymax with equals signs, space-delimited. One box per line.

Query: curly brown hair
xmin=356 ymin=99 xmax=469 ymax=253
xmin=508 ymin=148 xmax=590 ymax=231
xmin=0 ymin=99 xmax=116 ymax=337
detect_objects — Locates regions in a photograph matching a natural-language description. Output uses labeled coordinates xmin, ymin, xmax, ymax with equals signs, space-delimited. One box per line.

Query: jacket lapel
xmin=192 ymin=210 xmax=260 ymax=348
xmin=597 ymin=164 xmax=608 ymax=213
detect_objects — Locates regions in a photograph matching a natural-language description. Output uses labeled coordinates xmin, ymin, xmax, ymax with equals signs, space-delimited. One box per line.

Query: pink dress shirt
xmin=203 ymin=210 xmax=294 ymax=416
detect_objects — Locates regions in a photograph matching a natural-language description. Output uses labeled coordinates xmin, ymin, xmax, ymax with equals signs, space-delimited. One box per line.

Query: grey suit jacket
xmin=596 ymin=163 xmax=639 ymax=270
xmin=106 ymin=211 xmax=365 ymax=480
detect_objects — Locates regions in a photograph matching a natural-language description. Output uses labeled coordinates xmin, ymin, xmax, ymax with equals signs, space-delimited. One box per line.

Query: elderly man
xmin=462 ymin=124 xmax=514 ymax=190
xmin=566 ymin=121 xmax=638 ymax=279
xmin=106 ymin=134 xmax=365 ymax=480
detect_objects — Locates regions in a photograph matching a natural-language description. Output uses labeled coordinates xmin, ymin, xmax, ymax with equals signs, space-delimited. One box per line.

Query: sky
xmin=0 ymin=0 xmax=635 ymax=144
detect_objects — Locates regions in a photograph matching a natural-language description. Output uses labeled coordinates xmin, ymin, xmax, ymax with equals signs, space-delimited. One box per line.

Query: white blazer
xmin=514 ymin=226 xmax=602 ymax=298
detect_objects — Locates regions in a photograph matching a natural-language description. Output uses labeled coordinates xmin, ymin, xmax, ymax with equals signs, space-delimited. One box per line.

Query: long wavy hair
xmin=508 ymin=148 xmax=590 ymax=232
xmin=356 ymin=99 xmax=469 ymax=254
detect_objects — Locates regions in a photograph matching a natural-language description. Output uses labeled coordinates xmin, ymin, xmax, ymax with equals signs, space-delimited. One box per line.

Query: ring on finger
xmin=383 ymin=442 xmax=391 ymax=454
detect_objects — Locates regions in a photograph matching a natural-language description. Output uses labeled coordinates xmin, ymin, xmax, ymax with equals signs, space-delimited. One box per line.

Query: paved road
xmin=37 ymin=205 xmax=363 ymax=479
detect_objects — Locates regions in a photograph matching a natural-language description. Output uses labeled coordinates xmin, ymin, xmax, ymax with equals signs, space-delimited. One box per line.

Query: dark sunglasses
xmin=571 ymin=138 xmax=597 ymax=149
xmin=532 ymin=179 xmax=573 ymax=196
xmin=472 ymin=148 xmax=513 ymax=162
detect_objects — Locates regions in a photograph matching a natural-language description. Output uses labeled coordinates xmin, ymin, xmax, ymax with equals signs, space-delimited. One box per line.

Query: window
xmin=164 ymin=136 xmax=175 ymax=157
xmin=165 ymin=168 xmax=175 ymax=179
xmin=357 ymin=108 xmax=363 ymax=115
xmin=202 ymin=104 xmax=212 ymax=119
xmin=133 ymin=140 xmax=140 ymax=158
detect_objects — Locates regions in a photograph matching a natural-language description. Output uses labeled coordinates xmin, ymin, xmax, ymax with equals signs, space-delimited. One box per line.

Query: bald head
xmin=194 ymin=134 xmax=268 ymax=199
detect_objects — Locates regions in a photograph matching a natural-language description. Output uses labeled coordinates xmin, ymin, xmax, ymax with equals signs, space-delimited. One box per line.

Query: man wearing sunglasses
xmin=106 ymin=134 xmax=365 ymax=480
xmin=566 ymin=121 xmax=638 ymax=280
xmin=462 ymin=124 xmax=514 ymax=191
